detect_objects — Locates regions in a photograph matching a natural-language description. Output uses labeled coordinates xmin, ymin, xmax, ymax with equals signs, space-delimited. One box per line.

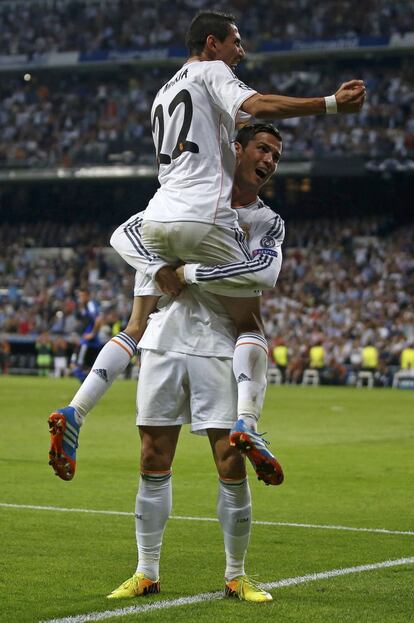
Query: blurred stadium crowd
xmin=1 ymin=0 xmax=413 ymax=55
xmin=0 ymin=0 xmax=413 ymax=168
xmin=1 ymin=61 xmax=413 ymax=169
xmin=1 ymin=218 xmax=413 ymax=384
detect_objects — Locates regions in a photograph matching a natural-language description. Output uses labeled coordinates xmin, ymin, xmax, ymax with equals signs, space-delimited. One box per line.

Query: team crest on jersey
xmin=260 ymin=235 xmax=276 ymax=248
xmin=240 ymin=224 xmax=251 ymax=239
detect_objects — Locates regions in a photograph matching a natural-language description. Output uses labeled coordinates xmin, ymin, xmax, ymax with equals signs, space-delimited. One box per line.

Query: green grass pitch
xmin=1 ymin=376 xmax=413 ymax=623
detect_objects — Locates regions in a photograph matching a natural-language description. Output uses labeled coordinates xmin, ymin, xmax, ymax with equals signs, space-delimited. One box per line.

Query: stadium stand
xmin=1 ymin=218 xmax=413 ymax=384
xmin=1 ymin=0 xmax=413 ymax=55
xmin=0 ymin=61 xmax=413 ymax=168
xmin=0 ymin=1 xmax=413 ymax=385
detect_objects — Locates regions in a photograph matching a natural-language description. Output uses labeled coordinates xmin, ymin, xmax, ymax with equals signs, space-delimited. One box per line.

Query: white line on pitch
xmin=1 ymin=502 xmax=413 ymax=537
xmin=39 ymin=557 xmax=414 ymax=623
xmin=173 ymin=515 xmax=414 ymax=537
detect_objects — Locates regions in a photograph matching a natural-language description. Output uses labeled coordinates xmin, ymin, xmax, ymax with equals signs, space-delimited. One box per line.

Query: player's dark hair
xmin=186 ymin=11 xmax=236 ymax=55
xmin=236 ymin=123 xmax=282 ymax=147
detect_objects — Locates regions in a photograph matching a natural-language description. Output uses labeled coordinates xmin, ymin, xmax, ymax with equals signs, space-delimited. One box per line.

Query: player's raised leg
xmin=215 ymin=295 xmax=284 ymax=486
xmin=48 ymin=295 xmax=159 ymax=480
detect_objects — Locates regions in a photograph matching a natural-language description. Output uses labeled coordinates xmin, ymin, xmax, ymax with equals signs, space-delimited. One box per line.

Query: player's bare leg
xmin=108 ymin=426 xmax=180 ymax=598
xmin=207 ymin=429 xmax=272 ymax=602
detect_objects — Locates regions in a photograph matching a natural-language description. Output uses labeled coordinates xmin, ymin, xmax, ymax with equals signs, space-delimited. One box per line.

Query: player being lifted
xmin=48 ymin=123 xmax=284 ymax=488
xmin=48 ymin=10 xmax=365 ymax=484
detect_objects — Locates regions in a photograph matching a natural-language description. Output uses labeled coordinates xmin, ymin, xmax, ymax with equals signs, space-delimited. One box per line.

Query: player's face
xmin=236 ymin=132 xmax=282 ymax=192
xmin=215 ymin=24 xmax=245 ymax=69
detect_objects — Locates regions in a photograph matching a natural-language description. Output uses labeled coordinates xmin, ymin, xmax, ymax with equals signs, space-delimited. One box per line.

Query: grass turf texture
xmin=0 ymin=376 xmax=413 ymax=623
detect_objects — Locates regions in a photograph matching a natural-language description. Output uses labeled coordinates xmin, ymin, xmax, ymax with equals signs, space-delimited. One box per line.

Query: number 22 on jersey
xmin=152 ymin=89 xmax=200 ymax=166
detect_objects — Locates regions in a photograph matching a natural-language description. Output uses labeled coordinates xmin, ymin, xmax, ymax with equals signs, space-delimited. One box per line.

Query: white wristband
xmin=183 ymin=263 xmax=199 ymax=284
xmin=324 ymin=95 xmax=338 ymax=115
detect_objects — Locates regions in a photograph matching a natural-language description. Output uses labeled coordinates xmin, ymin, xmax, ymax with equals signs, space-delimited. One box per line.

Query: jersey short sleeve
xmin=183 ymin=200 xmax=285 ymax=293
xmin=203 ymin=61 xmax=257 ymax=121
xmin=235 ymin=109 xmax=253 ymax=127
xmin=249 ymin=207 xmax=285 ymax=255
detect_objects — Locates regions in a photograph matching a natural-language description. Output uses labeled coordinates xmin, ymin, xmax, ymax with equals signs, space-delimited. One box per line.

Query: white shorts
xmin=112 ymin=215 xmax=258 ymax=298
xmin=110 ymin=214 xmax=162 ymax=297
xmin=141 ymin=220 xmax=253 ymax=297
xmin=137 ymin=349 xmax=236 ymax=435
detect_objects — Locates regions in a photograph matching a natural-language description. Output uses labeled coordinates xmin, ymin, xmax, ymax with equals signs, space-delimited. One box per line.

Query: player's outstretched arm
xmin=242 ymin=80 xmax=366 ymax=119
xmin=176 ymin=248 xmax=282 ymax=291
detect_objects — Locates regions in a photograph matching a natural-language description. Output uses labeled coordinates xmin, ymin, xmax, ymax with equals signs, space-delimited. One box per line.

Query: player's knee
xmin=235 ymin=319 xmax=263 ymax=334
xmin=123 ymin=322 xmax=143 ymax=342
xmin=216 ymin=451 xmax=246 ymax=481
xmin=140 ymin=443 xmax=172 ymax=473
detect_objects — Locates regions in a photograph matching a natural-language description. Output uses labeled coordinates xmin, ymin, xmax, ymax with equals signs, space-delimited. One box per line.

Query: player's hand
xmin=175 ymin=265 xmax=186 ymax=285
xmin=83 ymin=332 xmax=94 ymax=341
xmin=334 ymin=80 xmax=366 ymax=113
xmin=155 ymin=265 xmax=184 ymax=296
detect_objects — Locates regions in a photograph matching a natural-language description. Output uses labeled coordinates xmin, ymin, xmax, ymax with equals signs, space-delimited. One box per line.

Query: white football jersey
xmin=144 ymin=60 xmax=256 ymax=228
xmin=139 ymin=199 xmax=284 ymax=357
xmin=184 ymin=199 xmax=284 ymax=293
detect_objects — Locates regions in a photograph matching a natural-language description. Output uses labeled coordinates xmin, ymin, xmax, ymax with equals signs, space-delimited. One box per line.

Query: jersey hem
xmin=139 ymin=345 xmax=234 ymax=358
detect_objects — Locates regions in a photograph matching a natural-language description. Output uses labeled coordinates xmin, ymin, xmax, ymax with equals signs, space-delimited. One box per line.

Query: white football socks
xmin=69 ymin=331 xmax=138 ymax=421
xmin=233 ymin=332 xmax=268 ymax=428
xmin=217 ymin=478 xmax=252 ymax=581
xmin=135 ymin=472 xmax=172 ymax=581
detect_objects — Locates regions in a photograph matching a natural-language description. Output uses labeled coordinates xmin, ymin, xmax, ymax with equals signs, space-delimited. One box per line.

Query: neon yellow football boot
xmin=107 ymin=572 xmax=160 ymax=599
xmin=225 ymin=575 xmax=272 ymax=602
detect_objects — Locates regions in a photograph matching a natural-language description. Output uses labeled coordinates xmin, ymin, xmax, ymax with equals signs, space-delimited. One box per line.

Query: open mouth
xmin=255 ymin=168 xmax=267 ymax=180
